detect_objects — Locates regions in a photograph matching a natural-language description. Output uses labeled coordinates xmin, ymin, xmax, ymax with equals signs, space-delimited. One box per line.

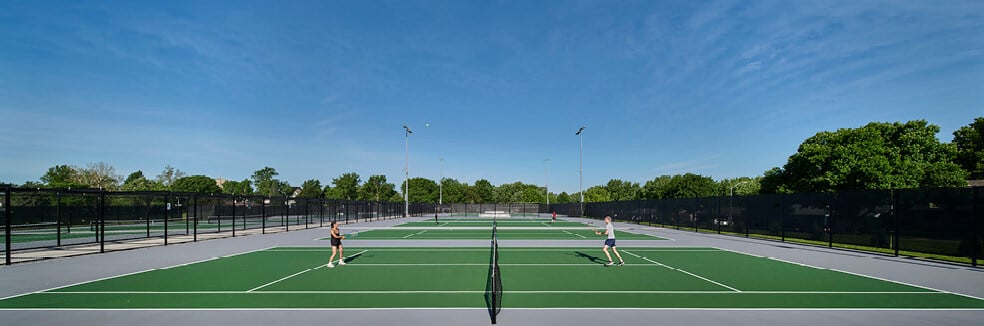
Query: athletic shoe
xmin=338 ymin=259 xmax=346 ymax=266
xmin=618 ymin=261 xmax=625 ymax=266
xmin=326 ymin=263 xmax=335 ymax=268
xmin=605 ymin=261 xmax=614 ymax=266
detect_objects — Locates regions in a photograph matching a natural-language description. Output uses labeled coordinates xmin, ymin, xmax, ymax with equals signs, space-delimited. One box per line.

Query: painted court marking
xmin=41 ymin=290 xmax=943 ymax=295
xmin=561 ymin=230 xmax=587 ymax=238
xmin=622 ymin=249 xmax=741 ymax=292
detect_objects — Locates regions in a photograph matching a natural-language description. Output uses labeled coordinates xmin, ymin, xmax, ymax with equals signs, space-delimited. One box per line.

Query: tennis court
xmin=2 ymin=246 xmax=981 ymax=310
xmin=333 ymin=228 xmax=667 ymax=240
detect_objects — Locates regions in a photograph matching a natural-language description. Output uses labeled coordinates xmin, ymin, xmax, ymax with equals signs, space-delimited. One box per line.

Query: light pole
xmin=575 ymin=126 xmax=586 ymax=217
xmin=544 ymin=159 xmax=551 ymax=205
xmin=439 ymin=157 xmax=445 ymax=205
xmin=403 ymin=124 xmax=412 ymax=217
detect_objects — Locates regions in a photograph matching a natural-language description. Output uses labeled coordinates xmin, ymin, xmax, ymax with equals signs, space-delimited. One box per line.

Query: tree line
xmin=4 ymin=117 xmax=982 ymax=202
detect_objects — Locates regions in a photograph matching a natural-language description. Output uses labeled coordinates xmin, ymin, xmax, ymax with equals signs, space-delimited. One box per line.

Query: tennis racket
xmin=343 ymin=230 xmax=360 ymax=239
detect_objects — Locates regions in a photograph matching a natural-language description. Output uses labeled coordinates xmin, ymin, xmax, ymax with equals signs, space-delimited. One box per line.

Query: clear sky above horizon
xmin=2 ymin=0 xmax=982 ymax=193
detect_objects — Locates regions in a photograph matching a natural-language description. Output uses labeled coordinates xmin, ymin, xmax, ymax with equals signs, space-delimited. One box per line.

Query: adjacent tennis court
xmin=332 ymin=228 xmax=667 ymax=240
xmin=2 ymin=247 xmax=981 ymax=310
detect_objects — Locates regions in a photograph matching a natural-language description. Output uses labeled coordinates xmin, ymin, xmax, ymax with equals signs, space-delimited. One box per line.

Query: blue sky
xmin=2 ymin=0 xmax=982 ymax=193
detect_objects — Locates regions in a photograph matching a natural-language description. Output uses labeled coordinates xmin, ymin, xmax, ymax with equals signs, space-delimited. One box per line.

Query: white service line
xmin=561 ymin=230 xmax=587 ymax=238
xmin=42 ymin=290 xmax=943 ymax=295
xmin=620 ymin=250 xmax=672 ymax=269
xmin=159 ymin=257 xmax=218 ymax=270
xmin=402 ymin=230 xmax=430 ymax=238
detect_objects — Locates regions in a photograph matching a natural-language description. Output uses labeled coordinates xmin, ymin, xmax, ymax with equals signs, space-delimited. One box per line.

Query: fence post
xmin=99 ymin=190 xmax=106 ymax=253
xmin=973 ymin=187 xmax=979 ymax=267
xmin=4 ymin=187 xmax=11 ymax=265
xmin=164 ymin=193 xmax=169 ymax=246
xmin=56 ymin=192 xmax=62 ymax=246
xmin=780 ymin=194 xmax=786 ymax=242
xmin=892 ymin=189 xmax=899 ymax=257
xmin=193 ymin=195 xmax=198 ymax=242
xmin=232 ymin=197 xmax=237 ymax=237
xmin=262 ymin=198 xmax=267 ymax=234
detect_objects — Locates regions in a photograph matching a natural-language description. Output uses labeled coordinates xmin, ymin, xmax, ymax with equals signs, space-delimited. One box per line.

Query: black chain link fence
xmin=549 ymin=187 xmax=983 ymax=266
xmin=2 ymin=187 xmax=427 ymax=264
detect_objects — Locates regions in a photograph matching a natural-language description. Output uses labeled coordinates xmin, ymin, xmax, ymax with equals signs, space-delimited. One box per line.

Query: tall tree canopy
xmin=953 ymin=117 xmax=984 ymax=180
xmin=251 ymin=167 xmax=280 ymax=197
xmin=359 ymin=175 xmax=397 ymax=201
xmin=297 ymin=179 xmax=324 ymax=198
xmin=762 ymin=120 xmax=967 ymax=193
xmin=329 ymin=172 xmax=361 ymax=200
xmin=171 ymin=175 xmax=222 ymax=194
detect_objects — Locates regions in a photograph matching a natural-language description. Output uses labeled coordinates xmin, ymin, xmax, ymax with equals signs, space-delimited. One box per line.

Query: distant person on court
xmin=594 ymin=216 xmax=624 ymax=266
xmin=327 ymin=221 xmax=346 ymax=268
xmin=552 ymin=211 xmax=557 ymax=224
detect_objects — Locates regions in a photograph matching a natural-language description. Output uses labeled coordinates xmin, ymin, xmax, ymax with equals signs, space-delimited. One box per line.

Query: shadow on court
xmin=570 ymin=251 xmax=605 ymax=264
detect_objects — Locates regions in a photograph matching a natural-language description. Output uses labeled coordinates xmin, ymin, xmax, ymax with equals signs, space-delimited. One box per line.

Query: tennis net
xmin=489 ymin=220 xmax=502 ymax=323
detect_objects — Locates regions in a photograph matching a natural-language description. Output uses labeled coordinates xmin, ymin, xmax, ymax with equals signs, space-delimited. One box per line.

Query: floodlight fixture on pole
xmin=439 ymin=157 xmax=445 ymax=205
xmin=403 ymin=124 xmax=412 ymax=218
xmin=575 ymin=126 xmax=586 ymax=217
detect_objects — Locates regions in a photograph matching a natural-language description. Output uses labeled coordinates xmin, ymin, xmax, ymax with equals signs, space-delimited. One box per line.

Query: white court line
xmin=829 ymin=268 xmax=984 ymax=301
xmin=247 ymin=267 xmax=318 ymax=292
xmin=265 ymin=248 xmax=720 ymax=252
xmin=712 ymin=246 xmax=984 ymax=301
xmin=158 ymin=257 xmax=218 ymax=270
xmin=622 ymin=250 xmax=741 ymax=292
xmin=39 ymin=290 xmax=945 ymax=294
xmin=402 ymin=230 xmax=429 ymax=238
xmin=561 ymin=230 xmax=587 ymax=239
xmin=768 ymin=257 xmax=825 ymax=269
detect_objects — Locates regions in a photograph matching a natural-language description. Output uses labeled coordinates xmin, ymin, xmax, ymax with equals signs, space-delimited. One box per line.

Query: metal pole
xmin=56 ymin=192 xmax=62 ymax=246
xmin=576 ymin=126 xmax=585 ymax=218
xmin=193 ymin=195 xmax=198 ymax=242
xmin=439 ymin=157 xmax=444 ymax=205
xmin=99 ymin=190 xmax=106 ymax=253
xmin=164 ymin=194 xmax=169 ymax=246
xmin=404 ymin=124 xmax=412 ymax=218
xmin=232 ymin=197 xmax=237 ymax=237
xmin=4 ymin=187 xmax=11 ymax=265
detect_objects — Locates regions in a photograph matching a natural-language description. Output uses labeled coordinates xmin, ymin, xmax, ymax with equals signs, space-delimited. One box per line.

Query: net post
xmin=4 ymin=187 xmax=11 ymax=265
xmin=146 ymin=195 xmax=151 ymax=238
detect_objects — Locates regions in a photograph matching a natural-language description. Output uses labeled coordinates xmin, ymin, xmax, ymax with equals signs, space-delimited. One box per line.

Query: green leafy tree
xmin=605 ymin=179 xmax=640 ymax=201
xmin=519 ymin=185 xmax=545 ymax=203
xmin=717 ymin=177 xmax=761 ymax=196
xmin=663 ymin=173 xmax=717 ymax=198
xmin=766 ymin=120 xmax=966 ymax=192
xmin=953 ymin=117 xmax=984 ymax=180
xmin=171 ymin=175 xmax=222 ymax=194
xmin=298 ymin=179 xmax=324 ymax=198
xmin=222 ymin=179 xmax=254 ymax=195
xmin=403 ymin=177 xmax=438 ymax=203
xmin=555 ymin=192 xmax=572 ymax=203
xmin=251 ymin=167 xmax=280 ymax=196
xmin=494 ymin=182 xmax=523 ymax=202
xmin=639 ymin=175 xmax=673 ymax=199
xmin=121 ymin=170 xmax=164 ymax=191
xmin=41 ymin=165 xmax=86 ymax=188
xmin=438 ymin=178 xmax=466 ymax=203
xmin=584 ymin=186 xmax=610 ymax=202
xmin=359 ymin=175 xmax=397 ymax=201
xmin=473 ymin=179 xmax=495 ymax=202
xmin=331 ymin=172 xmax=361 ymax=200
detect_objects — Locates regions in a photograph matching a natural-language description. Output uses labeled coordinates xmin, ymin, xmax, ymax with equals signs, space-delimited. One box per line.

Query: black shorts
xmin=330 ymin=237 xmax=342 ymax=247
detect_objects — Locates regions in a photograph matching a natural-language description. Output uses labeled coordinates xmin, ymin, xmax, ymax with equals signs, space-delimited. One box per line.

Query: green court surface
xmin=2 ymin=247 xmax=982 ymax=309
xmin=396 ymin=220 xmax=587 ymax=228
xmin=333 ymin=228 xmax=666 ymax=240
